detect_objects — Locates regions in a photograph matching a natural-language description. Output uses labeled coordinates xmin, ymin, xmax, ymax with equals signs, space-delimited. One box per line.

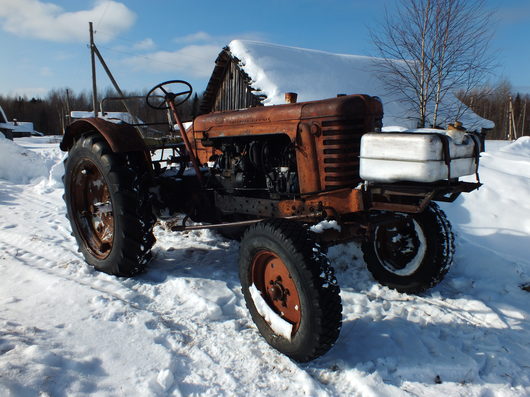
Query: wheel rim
xmin=374 ymin=218 xmax=427 ymax=276
xmin=71 ymin=158 xmax=114 ymax=259
xmin=251 ymin=250 xmax=302 ymax=334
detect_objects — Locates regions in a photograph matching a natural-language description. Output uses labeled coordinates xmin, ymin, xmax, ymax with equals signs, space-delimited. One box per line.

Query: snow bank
xmin=0 ymin=137 xmax=49 ymax=183
xmin=499 ymin=135 xmax=530 ymax=157
xmin=229 ymin=40 xmax=493 ymax=130
xmin=440 ymin=137 xmax=530 ymax=262
xmin=0 ymin=136 xmax=65 ymax=187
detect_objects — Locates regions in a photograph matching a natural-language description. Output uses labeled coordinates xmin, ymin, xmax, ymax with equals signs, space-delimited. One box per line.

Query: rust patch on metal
xmin=71 ymin=158 xmax=114 ymax=259
xmin=295 ymin=122 xmax=321 ymax=193
xmin=366 ymin=182 xmax=481 ymax=213
xmin=194 ymin=95 xmax=383 ymax=195
xmin=278 ymin=188 xmax=364 ymax=217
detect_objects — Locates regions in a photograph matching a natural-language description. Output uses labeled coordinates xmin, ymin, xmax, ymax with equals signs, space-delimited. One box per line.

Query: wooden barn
xmin=199 ymin=47 xmax=265 ymax=115
xmin=198 ymin=40 xmax=494 ymax=130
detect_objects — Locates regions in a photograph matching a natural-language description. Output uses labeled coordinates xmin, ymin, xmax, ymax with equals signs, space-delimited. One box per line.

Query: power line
xmin=96 ymin=44 xmax=185 ymax=69
xmin=96 ymin=29 xmax=139 ymax=45
xmin=95 ymin=1 xmax=111 ymax=31
xmin=95 ymin=29 xmax=221 ymax=64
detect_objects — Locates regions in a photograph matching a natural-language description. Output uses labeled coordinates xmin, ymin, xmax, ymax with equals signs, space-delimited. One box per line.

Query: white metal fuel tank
xmin=359 ymin=132 xmax=479 ymax=183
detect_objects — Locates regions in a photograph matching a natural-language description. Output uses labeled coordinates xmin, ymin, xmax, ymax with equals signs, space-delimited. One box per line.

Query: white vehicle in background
xmin=0 ymin=105 xmax=42 ymax=139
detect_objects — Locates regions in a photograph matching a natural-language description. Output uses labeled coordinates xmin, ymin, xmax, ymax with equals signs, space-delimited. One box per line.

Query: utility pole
xmin=65 ymin=88 xmax=71 ymax=116
xmin=522 ymin=99 xmax=527 ymax=137
xmin=89 ymin=22 xmax=98 ymax=117
xmin=508 ymin=97 xmax=514 ymax=140
xmin=86 ymin=22 xmax=140 ymax=132
xmin=91 ymin=45 xmax=139 ymax=125
xmin=64 ymin=88 xmax=71 ymax=135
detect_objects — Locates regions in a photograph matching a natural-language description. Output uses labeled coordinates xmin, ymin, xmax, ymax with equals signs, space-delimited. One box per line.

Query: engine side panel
xmin=193 ymin=94 xmax=383 ymax=195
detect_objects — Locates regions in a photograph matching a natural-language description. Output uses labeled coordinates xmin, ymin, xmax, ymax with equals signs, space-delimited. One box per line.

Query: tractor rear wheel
xmin=362 ymin=202 xmax=454 ymax=294
xmin=239 ymin=219 xmax=342 ymax=362
xmin=63 ymin=133 xmax=155 ymax=276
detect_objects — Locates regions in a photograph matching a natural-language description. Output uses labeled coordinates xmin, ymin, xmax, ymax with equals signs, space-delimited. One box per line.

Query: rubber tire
xmin=63 ymin=133 xmax=155 ymax=276
xmin=362 ymin=202 xmax=454 ymax=294
xmin=239 ymin=219 xmax=342 ymax=362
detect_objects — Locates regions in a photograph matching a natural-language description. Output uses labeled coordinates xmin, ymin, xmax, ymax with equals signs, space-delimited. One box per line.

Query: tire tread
xmin=63 ymin=132 xmax=155 ymax=276
xmin=240 ymin=219 xmax=342 ymax=362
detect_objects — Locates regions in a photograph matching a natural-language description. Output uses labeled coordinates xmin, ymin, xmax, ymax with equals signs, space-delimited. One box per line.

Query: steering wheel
xmin=146 ymin=80 xmax=193 ymax=110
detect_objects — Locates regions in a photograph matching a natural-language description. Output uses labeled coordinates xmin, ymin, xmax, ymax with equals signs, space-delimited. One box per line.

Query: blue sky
xmin=0 ymin=0 xmax=529 ymax=99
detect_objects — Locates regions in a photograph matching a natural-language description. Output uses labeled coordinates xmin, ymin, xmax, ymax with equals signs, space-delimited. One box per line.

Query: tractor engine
xmin=207 ymin=135 xmax=299 ymax=198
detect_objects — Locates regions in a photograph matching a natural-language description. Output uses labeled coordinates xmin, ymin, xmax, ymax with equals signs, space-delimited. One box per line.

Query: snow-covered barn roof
xmin=204 ymin=40 xmax=493 ymax=130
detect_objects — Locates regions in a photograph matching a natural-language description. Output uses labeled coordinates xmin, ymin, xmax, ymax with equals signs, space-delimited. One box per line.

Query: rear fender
xmin=60 ymin=118 xmax=146 ymax=153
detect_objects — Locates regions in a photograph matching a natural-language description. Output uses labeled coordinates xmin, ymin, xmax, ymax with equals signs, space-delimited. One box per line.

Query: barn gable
xmin=200 ymin=47 xmax=264 ymax=115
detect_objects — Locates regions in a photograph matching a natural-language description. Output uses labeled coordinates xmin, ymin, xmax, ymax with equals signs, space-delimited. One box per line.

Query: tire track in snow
xmin=1 ymin=234 xmax=337 ymax=396
xmin=0 ymin=207 xmax=514 ymax=396
xmin=363 ymin=291 xmax=505 ymax=329
xmin=329 ymin=242 xmax=511 ymax=330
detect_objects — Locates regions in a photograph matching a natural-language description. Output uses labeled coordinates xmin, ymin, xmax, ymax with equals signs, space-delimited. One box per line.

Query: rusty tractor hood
xmin=193 ymin=94 xmax=381 ymax=137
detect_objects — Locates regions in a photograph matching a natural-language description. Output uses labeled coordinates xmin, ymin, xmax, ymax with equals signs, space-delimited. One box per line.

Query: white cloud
xmin=123 ymin=31 xmax=269 ymax=80
xmin=40 ymin=67 xmax=53 ymax=77
xmin=122 ymin=44 xmax=221 ymax=78
xmin=133 ymin=38 xmax=155 ymax=51
xmin=0 ymin=0 xmax=136 ymax=43
xmin=228 ymin=32 xmax=269 ymax=42
xmin=174 ymin=31 xmax=268 ymax=45
xmin=173 ymin=31 xmax=213 ymax=44
xmin=8 ymin=87 xmax=48 ymax=98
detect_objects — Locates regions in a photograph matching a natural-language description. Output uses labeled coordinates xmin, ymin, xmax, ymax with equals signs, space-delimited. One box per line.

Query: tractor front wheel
xmin=239 ymin=219 xmax=342 ymax=362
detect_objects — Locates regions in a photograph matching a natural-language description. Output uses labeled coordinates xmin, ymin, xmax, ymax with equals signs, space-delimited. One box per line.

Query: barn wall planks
xmin=200 ymin=48 xmax=264 ymax=115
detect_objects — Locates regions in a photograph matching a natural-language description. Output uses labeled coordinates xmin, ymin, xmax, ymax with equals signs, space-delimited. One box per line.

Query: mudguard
xmin=60 ymin=118 xmax=146 ymax=153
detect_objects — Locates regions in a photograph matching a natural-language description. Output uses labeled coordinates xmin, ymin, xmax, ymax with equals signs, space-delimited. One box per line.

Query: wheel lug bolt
xmin=269 ymin=286 xmax=281 ymax=300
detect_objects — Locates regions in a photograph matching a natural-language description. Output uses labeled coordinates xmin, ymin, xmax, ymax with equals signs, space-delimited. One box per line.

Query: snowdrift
xmin=0 ymin=135 xmax=49 ymax=183
xmin=0 ymin=137 xmax=528 ymax=396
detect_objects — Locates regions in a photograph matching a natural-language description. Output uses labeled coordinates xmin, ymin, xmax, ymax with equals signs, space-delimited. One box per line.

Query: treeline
xmin=0 ymin=87 xmax=203 ymax=135
xmin=458 ymin=80 xmax=530 ymax=140
xmin=1 ymin=83 xmax=529 ymax=139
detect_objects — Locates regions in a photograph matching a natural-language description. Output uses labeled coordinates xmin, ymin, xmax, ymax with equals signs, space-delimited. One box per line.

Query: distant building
xmin=0 ymin=105 xmax=40 ymax=139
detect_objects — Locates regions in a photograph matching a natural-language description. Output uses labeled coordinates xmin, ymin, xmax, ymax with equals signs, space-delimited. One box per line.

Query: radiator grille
xmin=321 ymin=119 xmax=365 ymax=189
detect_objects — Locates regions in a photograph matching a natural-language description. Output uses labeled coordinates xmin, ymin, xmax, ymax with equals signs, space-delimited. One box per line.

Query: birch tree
xmin=371 ymin=0 xmax=493 ymax=128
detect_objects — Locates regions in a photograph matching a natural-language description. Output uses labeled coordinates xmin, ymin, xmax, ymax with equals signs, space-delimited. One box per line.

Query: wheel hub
xmin=251 ymin=250 xmax=301 ymax=333
xmin=374 ymin=217 xmax=426 ymax=276
xmin=71 ymin=159 xmax=114 ymax=259
xmin=268 ymin=277 xmax=290 ymax=306
xmin=379 ymin=221 xmax=419 ymax=269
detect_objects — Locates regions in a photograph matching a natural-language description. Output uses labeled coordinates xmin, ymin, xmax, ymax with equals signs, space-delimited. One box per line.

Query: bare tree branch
xmin=371 ymin=0 xmax=494 ymax=128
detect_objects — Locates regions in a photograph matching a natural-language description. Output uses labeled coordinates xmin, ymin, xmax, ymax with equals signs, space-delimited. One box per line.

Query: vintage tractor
xmin=61 ymin=80 xmax=482 ymax=362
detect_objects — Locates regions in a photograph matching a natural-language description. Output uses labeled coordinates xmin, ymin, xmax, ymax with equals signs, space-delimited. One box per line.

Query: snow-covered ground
xmin=1 ymin=135 xmax=529 ymax=396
